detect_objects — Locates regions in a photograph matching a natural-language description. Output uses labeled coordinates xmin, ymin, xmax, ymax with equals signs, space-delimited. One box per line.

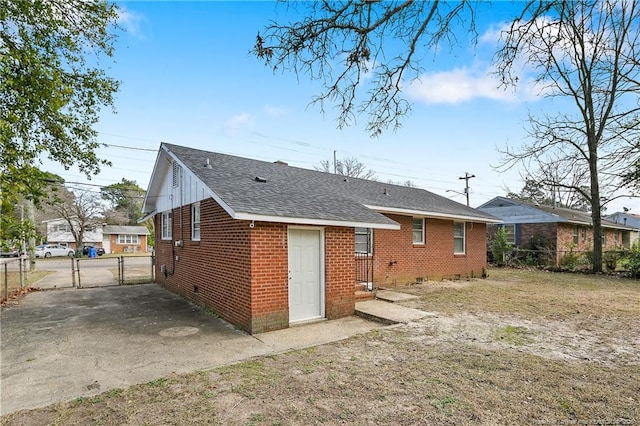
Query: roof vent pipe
xmin=254 ymin=176 xmax=267 ymax=183
xmin=204 ymin=158 xmax=212 ymax=169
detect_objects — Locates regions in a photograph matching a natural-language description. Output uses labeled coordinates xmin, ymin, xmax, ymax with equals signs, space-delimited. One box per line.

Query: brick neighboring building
xmin=142 ymin=143 xmax=500 ymax=334
xmin=478 ymin=197 xmax=636 ymax=265
xmin=43 ymin=219 xmax=149 ymax=254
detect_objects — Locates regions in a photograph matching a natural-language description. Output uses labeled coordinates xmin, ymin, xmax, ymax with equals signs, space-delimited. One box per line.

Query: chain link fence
xmin=2 ymin=255 xmax=156 ymax=301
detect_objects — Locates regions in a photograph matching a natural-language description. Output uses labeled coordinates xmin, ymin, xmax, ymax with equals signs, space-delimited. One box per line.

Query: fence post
xmin=71 ymin=257 xmax=76 ymax=288
xmin=3 ymin=263 xmax=7 ymax=302
xmin=76 ymin=259 xmax=81 ymax=288
xmin=19 ymin=256 xmax=24 ymax=289
xmin=151 ymin=254 xmax=155 ymax=282
xmin=120 ymin=256 xmax=125 ymax=285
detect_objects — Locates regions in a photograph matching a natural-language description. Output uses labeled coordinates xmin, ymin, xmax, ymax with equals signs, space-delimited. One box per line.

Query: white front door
xmin=103 ymin=237 xmax=111 ymax=254
xmin=288 ymin=228 xmax=324 ymax=323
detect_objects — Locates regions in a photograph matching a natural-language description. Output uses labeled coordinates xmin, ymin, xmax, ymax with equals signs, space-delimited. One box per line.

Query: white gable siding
xmin=45 ymin=219 xmax=103 ymax=244
xmin=154 ymin=159 xmax=212 ymax=213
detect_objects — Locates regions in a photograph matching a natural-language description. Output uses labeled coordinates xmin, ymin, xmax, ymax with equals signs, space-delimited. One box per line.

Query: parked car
xmin=0 ymin=246 xmax=19 ymax=257
xmin=81 ymin=245 xmax=105 ymax=256
xmin=35 ymin=244 xmax=75 ymax=258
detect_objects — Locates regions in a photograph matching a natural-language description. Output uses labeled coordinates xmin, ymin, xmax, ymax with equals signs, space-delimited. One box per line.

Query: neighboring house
xmin=605 ymin=211 xmax=640 ymax=246
xmin=141 ymin=143 xmax=500 ymax=334
xmin=103 ymin=225 xmax=150 ymax=254
xmin=478 ymin=197 xmax=635 ymax=264
xmin=43 ymin=218 xmax=102 ymax=249
xmin=44 ymin=218 xmax=150 ymax=254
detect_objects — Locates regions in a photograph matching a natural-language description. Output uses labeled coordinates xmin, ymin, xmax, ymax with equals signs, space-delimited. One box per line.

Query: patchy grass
xmin=2 ymin=268 xmax=639 ymax=425
xmin=491 ymin=324 xmax=533 ymax=346
xmin=1 ymin=270 xmax=52 ymax=304
xmin=396 ymin=268 xmax=639 ymax=320
xmin=1 ymin=270 xmax=51 ymax=294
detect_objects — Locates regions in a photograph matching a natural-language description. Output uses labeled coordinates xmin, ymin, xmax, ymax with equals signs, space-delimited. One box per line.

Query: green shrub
xmin=624 ymin=244 xmax=640 ymax=278
xmin=559 ymin=252 xmax=578 ymax=270
xmin=603 ymin=251 xmax=620 ymax=272
xmin=490 ymin=227 xmax=512 ymax=266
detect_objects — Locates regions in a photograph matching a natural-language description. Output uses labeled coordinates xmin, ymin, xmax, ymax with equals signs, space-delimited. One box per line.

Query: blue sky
xmin=44 ymin=1 xmax=639 ymax=213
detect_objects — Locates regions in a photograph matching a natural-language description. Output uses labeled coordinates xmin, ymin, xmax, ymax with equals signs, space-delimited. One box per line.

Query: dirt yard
xmin=2 ymin=268 xmax=638 ymax=425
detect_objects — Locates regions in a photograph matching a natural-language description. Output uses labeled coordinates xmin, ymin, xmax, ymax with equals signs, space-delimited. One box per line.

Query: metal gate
xmin=355 ymin=253 xmax=374 ymax=290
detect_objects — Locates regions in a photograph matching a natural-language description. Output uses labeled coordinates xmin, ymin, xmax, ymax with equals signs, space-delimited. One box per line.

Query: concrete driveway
xmin=1 ymin=284 xmax=379 ymax=415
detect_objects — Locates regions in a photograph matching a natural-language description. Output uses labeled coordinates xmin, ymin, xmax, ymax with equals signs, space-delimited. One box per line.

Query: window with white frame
xmin=161 ymin=211 xmax=172 ymax=240
xmin=53 ymin=223 xmax=71 ymax=233
xmin=573 ymin=225 xmax=579 ymax=245
xmin=454 ymin=222 xmax=466 ymax=254
xmin=412 ymin=217 xmax=425 ymax=244
xmin=355 ymin=227 xmax=373 ymax=255
xmin=192 ymin=203 xmax=201 ymax=241
xmin=118 ymin=234 xmax=140 ymax=244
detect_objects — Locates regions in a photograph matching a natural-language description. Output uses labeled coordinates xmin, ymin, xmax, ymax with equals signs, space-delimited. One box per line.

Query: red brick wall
xmin=324 ymin=227 xmax=355 ymax=319
xmin=154 ymin=199 xmax=253 ymax=332
xmin=373 ymin=215 xmax=487 ymax=285
xmin=249 ymin=222 xmax=289 ymax=333
xmin=154 ymin=199 xmax=358 ymax=334
xmin=109 ymin=234 xmax=147 ymax=254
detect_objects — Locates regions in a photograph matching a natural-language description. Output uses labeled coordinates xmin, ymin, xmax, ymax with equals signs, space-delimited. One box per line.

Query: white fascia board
xmin=233 ymin=212 xmax=400 ymax=230
xmin=137 ymin=210 xmax=156 ymax=223
xmin=566 ymin=219 xmax=593 ymax=226
xmin=365 ymin=205 xmax=503 ymax=224
xmin=141 ymin=147 xmax=168 ymax=213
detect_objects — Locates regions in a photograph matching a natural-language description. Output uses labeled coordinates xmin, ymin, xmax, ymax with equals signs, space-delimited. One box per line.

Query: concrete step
xmin=355 ymin=290 xmax=374 ymax=301
xmin=355 ymin=299 xmax=431 ymax=325
xmin=375 ymin=290 xmax=419 ymax=303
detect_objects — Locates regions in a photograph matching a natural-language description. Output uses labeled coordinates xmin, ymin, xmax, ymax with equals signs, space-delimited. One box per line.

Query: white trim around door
xmin=287 ymin=227 xmax=325 ymax=323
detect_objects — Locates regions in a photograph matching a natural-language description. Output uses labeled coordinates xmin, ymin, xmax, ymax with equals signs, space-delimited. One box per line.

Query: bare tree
xmin=316 ymin=156 xmax=377 ymax=180
xmin=49 ymin=189 xmax=105 ymax=256
xmin=496 ymin=0 xmax=640 ymax=272
xmin=507 ymin=178 xmax=590 ymax=210
xmin=254 ymin=1 xmax=477 ymax=136
xmin=388 ymin=179 xmax=417 ymax=188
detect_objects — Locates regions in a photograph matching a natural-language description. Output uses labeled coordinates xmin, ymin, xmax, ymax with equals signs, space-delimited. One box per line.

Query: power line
xmin=101 ymin=143 xmax=157 ymax=152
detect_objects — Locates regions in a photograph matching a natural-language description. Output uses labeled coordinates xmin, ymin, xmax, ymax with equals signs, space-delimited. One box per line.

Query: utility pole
xmin=458 ymin=172 xmax=476 ymax=207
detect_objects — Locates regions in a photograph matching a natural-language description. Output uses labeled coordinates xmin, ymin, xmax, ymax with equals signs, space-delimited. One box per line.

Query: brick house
xmin=478 ymin=197 xmax=635 ymax=264
xmin=43 ymin=218 xmax=150 ymax=254
xmin=102 ymin=225 xmax=150 ymax=254
xmin=605 ymin=211 xmax=640 ymax=246
xmin=141 ymin=143 xmax=500 ymax=334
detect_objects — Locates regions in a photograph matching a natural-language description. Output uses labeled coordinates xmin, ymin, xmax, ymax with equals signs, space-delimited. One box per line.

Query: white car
xmin=35 ymin=244 xmax=75 ymax=258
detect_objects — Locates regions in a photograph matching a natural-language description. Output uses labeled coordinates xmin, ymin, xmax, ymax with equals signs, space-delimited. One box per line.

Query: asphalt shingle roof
xmin=164 ymin=143 xmax=499 ymax=227
xmin=103 ymin=225 xmax=150 ymax=235
xmin=479 ymin=197 xmax=633 ymax=230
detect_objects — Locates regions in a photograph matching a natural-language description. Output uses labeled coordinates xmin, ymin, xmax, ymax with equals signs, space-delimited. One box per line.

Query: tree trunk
xmin=589 ymin=145 xmax=603 ymax=273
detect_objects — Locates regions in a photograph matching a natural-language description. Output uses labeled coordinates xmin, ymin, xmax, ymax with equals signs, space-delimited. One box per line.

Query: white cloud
xmin=225 ymin=113 xmax=255 ymax=135
xmin=117 ymin=6 xmax=145 ymax=37
xmin=263 ymin=105 xmax=287 ymax=118
xmin=406 ymin=68 xmax=525 ymax=105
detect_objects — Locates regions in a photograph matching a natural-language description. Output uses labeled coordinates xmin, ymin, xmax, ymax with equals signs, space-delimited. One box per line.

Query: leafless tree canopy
xmin=254 ymin=1 xmax=476 ymax=137
xmin=48 ymin=190 xmax=105 ymax=254
xmin=316 ymin=156 xmax=377 ymax=180
xmin=495 ymin=0 xmax=640 ymax=271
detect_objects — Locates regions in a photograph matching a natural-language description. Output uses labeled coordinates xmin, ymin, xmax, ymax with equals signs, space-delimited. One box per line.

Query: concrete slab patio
xmin=0 ymin=284 xmax=382 ymax=415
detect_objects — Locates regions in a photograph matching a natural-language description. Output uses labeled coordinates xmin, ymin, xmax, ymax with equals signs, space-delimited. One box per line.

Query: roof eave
xmin=365 ymin=205 xmax=503 ymax=224
xmin=233 ymin=212 xmax=400 ymax=230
